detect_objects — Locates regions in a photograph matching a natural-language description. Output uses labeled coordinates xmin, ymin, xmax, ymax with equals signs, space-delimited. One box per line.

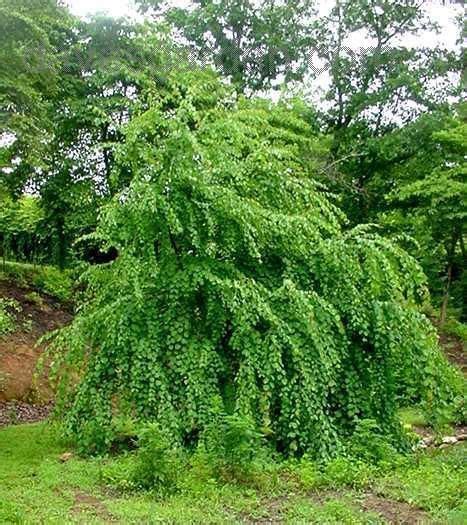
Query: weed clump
xmin=0 ymin=298 xmax=20 ymax=337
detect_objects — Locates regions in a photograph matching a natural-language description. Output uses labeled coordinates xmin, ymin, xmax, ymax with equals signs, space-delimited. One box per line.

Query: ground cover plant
xmin=0 ymin=261 xmax=73 ymax=302
xmin=0 ymin=297 xmax=19 ymax=338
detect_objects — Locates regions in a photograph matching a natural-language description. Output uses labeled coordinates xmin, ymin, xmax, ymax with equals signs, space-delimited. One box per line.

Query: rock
xmin=59 ymin=452 xmax=73 ymax=463
xmin=456 ymin=433 xmax=467 ymax=441
xmin=441 ymin=436 xmax=458 ymax=445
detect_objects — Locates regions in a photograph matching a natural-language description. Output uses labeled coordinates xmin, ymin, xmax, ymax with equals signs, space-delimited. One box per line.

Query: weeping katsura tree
xmin=47 ymin=87 xmax=458 ymax=456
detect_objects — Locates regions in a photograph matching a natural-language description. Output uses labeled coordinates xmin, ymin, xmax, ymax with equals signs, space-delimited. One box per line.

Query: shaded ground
xmin=0 ymin=400 xmax=53 ymax=427
xmin=0 ymin=281 xmax=71 ymax=403
xmin=439 ymin=331 xmax=466 ymax=375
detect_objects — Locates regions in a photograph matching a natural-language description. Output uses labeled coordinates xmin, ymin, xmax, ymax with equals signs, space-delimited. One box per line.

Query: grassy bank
xmin=0 ymin=423 xmax=465 ymax=524
xmin=0 ymin=261 xmax=73 ymax=303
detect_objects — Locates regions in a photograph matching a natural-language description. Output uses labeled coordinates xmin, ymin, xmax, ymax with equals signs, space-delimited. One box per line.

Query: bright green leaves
xmin=384 ymin=114 xmax=466 ymax=318
xmin=47 ymin=85 xmax=460 ymax=457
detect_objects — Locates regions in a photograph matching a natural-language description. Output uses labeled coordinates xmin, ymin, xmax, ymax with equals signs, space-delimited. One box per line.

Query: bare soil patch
xmin=0 ymin=281 xmax=71 ymax=403
xmin=362 ymin=493 xmax=430 ymax=524
xmin=73 ymin=490 xmax=115 ymax=522
xmin=244 ymin=495 xmax=288 ymax=523
xmin=0 ymin=400 xmax=53 ymax=427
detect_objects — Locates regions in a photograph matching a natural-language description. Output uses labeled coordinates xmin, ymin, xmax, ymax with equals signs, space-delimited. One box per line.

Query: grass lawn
xmin=0 ymin=423 xmax=465 ymax=524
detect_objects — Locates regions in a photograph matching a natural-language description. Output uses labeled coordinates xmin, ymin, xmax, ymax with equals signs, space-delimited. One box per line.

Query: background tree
xmin=0 ymin=0 xmax=70 ymax=194
xmin=310 ymin=0 xmax=462 ymax=222
xmin=0 ymin=191 xmax=45 ymax=265
xmin=137 ymin=0 xmax=315 ymax=94
xmin=36 ymin=15 xmax=170 ymax=267
xmin=1 ymin=3 xmax=194 ymax=267
xmin=137 ymin=2 xmax=462 ymax=224
xmin=381 ymin=111 xmax=466 ymax=323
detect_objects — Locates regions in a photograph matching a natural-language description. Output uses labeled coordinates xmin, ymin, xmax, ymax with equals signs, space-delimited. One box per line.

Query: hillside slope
xmin=0 ymin=278 xmax=71 ymax=404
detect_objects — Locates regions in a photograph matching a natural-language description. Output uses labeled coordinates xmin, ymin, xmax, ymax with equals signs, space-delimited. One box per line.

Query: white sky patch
xmin=66 ymin=0 xmax=140 ymax=18
xmin=66 ymin=0 xmax=189 ymax=18
xmin=67 ymin=0 xmax=463 ymax=51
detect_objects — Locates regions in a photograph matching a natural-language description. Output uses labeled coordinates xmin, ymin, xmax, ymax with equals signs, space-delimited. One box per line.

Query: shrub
xmin=204 ymin=414 xmax=265 ymax=467
xmin=348 ymin=419 xmax=402 ymax=465
xmin=322 ymin=457 xmax=376 ymax=489
xmin=101 ymin=424 xmax=183 ymax=495
xmin=46 ymin=94 xmax=461 ymax=458
xmin=131 ymin=424 xmax=183 ymax=492
xmin=287 ymin=460 xmax=321 ymax=491
xmin=199 ymin=412 xmax=271 ymax=482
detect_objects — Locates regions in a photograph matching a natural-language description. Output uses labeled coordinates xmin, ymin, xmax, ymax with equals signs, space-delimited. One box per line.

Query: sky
xmin=67 ymin=0 xmax=139 ymax=18
xmin=67 ymin=0 xmax=463 ymax=51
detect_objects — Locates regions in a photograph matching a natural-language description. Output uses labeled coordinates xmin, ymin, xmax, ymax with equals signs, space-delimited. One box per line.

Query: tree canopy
xmin=137 ymin=0 xmax=314 ymax=94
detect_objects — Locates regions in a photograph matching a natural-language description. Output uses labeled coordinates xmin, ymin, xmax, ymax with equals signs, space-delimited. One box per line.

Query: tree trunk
xmin=440 ymin=228 xmax=459 ymax=326
xmin=56 ymin=217 xmax=66 ymax=270
xmin=440 ymin=261 xmax=452 ymax=326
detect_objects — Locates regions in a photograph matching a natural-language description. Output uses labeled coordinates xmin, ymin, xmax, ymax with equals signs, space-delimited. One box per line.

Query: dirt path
xmin=73 ymin=491 xmax=116 ymax=523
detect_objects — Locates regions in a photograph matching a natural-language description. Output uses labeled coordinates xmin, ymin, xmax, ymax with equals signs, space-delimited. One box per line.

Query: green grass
xmin=442 ymin=319 xmax=467 ymax=342
xmin=375 ymin=444 xmax=467 ymax=523
xmin=398 ymin=407 xmax=428 ymax=428
xmin=283 ymin=497 xmax=383 ymax=524
xmin=0 ymin=423 xmax=465 ymax=524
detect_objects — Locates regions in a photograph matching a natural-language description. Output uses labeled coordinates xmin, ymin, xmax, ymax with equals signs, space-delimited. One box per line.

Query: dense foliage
xmin=138 ymin=0 xmax=314 ymax=93
xmin=382 ymin=113 xmax=467 ymax=322
xmin=48 ymin=94 xmax=459 ymax=455
xmin=0 ymin=192 xmax=45 ymax=263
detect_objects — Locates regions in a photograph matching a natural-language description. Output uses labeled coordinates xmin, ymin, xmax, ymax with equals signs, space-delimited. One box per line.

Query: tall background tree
xmin=381 ymin=109 xmax=466 ymax=322
xmin=1 ymin=2 xmax=189 ymax=267
xmin=0 ymin=0 xmax=68 ymax=194
xmin=137 ymin=0 xmax=315 ymax=94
